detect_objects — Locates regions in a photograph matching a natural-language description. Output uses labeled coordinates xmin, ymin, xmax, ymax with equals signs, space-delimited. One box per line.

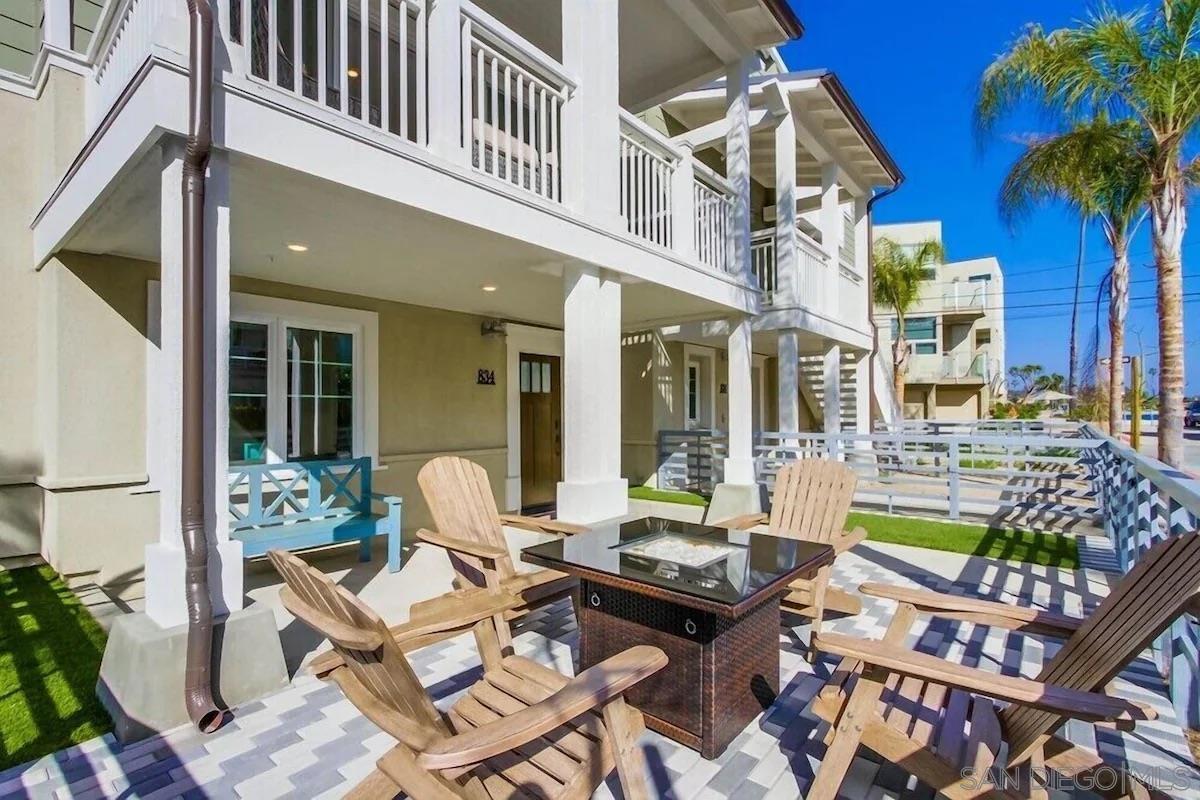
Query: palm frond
xmin=872 ymin=238 xmax=945 ymax=319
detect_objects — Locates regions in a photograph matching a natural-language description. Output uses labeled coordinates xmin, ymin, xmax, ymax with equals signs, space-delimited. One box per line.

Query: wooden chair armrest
xmin=395 ymin=589 xmax=523 ymax=643
xmin=368 ymin=492 xmax=403 ymax=506
xmin=498 ymin=513 xmax=588 ymax=536
xmin=712 ymin=513 xmax=769 ymax=530
xmin=416 ymin=645 xmax=668 ymax=771
xmin=834 ymin=527 xmax=867 ymax=554
xmin=417 ymin=528 xmax=509 ymax=561
xmin=859 ymin=582 xmax=1084 ymax=637
xmin=815 ymin=632 xmax=1150 ymax=724
xmin=280 ymin=586 xmax=384 ymax=651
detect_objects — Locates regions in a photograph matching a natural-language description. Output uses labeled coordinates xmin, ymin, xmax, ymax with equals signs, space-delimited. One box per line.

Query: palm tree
xmin=873 ymin=238 xmax=946 ymax=410
xmin=977 ymin=1 xmax=1200 ymax=467
xmin=997 ymin=119 xmax=1151 ymax=434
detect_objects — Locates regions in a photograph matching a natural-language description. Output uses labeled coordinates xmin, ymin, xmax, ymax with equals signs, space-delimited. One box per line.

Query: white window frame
xmin=145 ymin=285 xmax=379 ymax=492
xmin=230 ymin=293 xmax=379 ymax=467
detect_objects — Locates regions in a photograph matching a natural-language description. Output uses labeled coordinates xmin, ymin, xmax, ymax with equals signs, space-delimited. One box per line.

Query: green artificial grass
xmin=628 ymin=487 xmax=709 ymax=507
xmin=0 ymin=566 xmax=110 ymax=771
xmin=846 ymin=511 xmax=1079 ymax=568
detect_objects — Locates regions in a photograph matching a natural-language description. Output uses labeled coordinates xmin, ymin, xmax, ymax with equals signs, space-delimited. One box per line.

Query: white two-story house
xmin=1 ymin=0 xmax=809 ymax=628
xmin=873 ymin=221 xmax=1007 ymax=420
xmin=621 ymin=59 xmax=904 ymax=492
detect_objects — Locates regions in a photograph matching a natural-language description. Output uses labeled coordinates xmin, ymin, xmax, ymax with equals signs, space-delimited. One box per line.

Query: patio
xmin=3 ymin=528 xmax=1197 ymax=799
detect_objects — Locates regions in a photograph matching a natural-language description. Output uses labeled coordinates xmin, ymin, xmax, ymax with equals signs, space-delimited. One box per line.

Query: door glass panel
xmin=229 ymin=321 xmax=269 ymax=465
xmin=520 ymin=360 xmax=531 ymax=392
xmin=541 ymin=362 xmax=551 ymax=394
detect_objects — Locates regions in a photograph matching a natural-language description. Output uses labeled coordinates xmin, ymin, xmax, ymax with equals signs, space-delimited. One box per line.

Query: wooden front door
xmin=519 ymin=354 xmax=562 ymax=509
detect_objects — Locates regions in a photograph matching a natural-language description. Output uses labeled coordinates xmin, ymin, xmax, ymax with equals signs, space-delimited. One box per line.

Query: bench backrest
xmin=229 ymin=457 xmax=373 ymax=531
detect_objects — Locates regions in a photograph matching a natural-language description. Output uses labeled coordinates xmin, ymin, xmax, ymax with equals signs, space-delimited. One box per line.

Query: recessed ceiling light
xmin=481 ymin=284 xmax=498 ymax=292
xmin=286 ymin=243 xmax=309 ymax=252
xmin=347 ymin=68 xmax=359 ymax=78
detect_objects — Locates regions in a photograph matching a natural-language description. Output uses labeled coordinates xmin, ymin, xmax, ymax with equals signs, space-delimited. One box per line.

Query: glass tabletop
xmin=520 ymin=516 xmax=832 ymax=608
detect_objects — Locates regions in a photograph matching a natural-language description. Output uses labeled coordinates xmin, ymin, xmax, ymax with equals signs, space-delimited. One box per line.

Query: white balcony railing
xmin=944 ymin=281 xmax=987 ymax=313
xmin=236 ymin=0 xmax=426 ymax=143
xmin=750 ymin=232 xmax=775 ymax=303
xmin=907 ymin=351 xmax=992 ymax=383
xmin=89 ymin=0 xmax=172 ymax=129
xmin=838 ymin=263 xmax=866 ymax=330
xmin=461 ymin=2 xmax=572 ymax=202
xmin=797 ymin=230 xmax=832 ymax=312
xmin=693 ymin=165 xmax=735 ymax=273
xmin=619 ymin=111 xmax=679 ymax=249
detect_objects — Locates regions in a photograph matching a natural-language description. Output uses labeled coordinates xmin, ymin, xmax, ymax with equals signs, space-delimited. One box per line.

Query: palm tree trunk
xmin=1108 ymin=237 xmax=1129 ymax=435
xmin=1151 ymin=176 xmax=1188 ymax=467
xmin=893 ymin=334 xmax=908 ymax=418
xmin=1067 ymin=215 xmax=1086 ymax=410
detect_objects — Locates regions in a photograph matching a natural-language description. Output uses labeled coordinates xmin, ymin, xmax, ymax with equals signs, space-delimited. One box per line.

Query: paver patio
xmin=2 ymin=537 xmax=1197 ymax=799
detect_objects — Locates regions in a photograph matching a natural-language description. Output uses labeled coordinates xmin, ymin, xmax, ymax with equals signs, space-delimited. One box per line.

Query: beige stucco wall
xmin=936 ymin=387 xmax=983 ymax=422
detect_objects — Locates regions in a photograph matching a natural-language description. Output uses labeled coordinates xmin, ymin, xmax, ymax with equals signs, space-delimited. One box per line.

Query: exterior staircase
xmin=796 ymin=352 xmax=860 ymax=432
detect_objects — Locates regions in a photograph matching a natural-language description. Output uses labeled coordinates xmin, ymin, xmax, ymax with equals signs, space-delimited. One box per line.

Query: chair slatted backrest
xmin=418 ymin=456 xmax=516 ymax=585
xmin=267 ymin=550 xmax=449 ymax=745
xmin=767 ymin=459 xmax=857 ymax=545
xmin=1002 ymin=532 xmax=1200 ymax=764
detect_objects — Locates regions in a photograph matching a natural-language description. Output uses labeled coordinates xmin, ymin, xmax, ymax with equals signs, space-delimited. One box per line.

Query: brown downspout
xmin=182 ymin=0 xmax=225 ymax=734
xmin=865 ymin=181 xmax=903 ymax=430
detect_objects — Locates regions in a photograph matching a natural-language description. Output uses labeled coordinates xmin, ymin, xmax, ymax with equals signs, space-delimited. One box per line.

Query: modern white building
xmin=0 ymin=1 xmax=903 ymax=634
xmin=873 ymin=221 xmax=1007 ymax=420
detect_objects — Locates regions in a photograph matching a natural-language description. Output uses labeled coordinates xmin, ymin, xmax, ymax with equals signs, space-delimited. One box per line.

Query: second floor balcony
xmin=907 ymin=351 xmax=996 ymax=385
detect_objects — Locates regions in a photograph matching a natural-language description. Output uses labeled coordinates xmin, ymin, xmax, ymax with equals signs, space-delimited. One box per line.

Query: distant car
xmin=1187 ymin=401 xmax=1200 ymax=428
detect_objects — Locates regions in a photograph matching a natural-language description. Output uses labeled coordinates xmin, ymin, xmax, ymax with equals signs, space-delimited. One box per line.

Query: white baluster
xmin=269 ymin=0 xmax=279 ymax=85
xmin=317 ymin=0 xmax=328 ymax=106
xmin=381 ymin=0 xmax=390 ymax=132
xmin=399 ymin=3 xmax=409 ymax=138
xmin=339 ymin=0 xmax=349 ymax=113
xmin=360 ymin=0 xmax=370 ymax=122
xmin=489 ymin=55 xmax=499 ymax=177
xmin=293 ymin=0 xmax=302 ymax=93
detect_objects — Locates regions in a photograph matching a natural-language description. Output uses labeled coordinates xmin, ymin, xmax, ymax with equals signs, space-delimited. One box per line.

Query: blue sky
xmin=779 ymin=0 xmax=1198 ymax=393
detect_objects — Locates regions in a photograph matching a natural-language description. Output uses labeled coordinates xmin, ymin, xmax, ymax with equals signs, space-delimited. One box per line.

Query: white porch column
xmin=558 ymin=264 xmax=627 ymax=523
xmin=561 ymin=0 xmax=619 ymax=221
xmin=774 ymin=96 xmax=798 ymax=305
xmin=725 ymin=57 xmax=753 ymax=279
xmin=671 ymin=142 xmax=696 ymax=260
xmin=43 ymin=0 xmax=72 ymax=50
xmin=724 ymin=314 xmax=756 ymax=484
xmin=854 ymin=349 xmax=871 ymax=435
xmin=823 ymin=342 xmax=843 ymax=439
xmin=144 ymin=144 xmax=243 ymax=629
xmin=427 ymin=0 xmax=468 ymax=164
xmin=820 ymin=162 xmax=841 ymax=312
xmin=777 ymin=330 xmax=800 ymax=434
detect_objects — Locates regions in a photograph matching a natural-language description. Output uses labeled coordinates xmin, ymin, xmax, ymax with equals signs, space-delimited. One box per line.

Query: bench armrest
xmin=815 ymin=632 xmax=1149 ymax=724
xmin=713 ymin=513 xmax=769 ymax=531
xmin=417 ymin=528 xmax=509 ymax=562
xmin=498 ymin=513 xmax=588 ymax=536
xmin=369 ymin=492 xmax=403 ymax=507
xmin=859 ymin=582 xmax=1084 ymax=637
xmin=417 ymin=645 xmax=668 ymax=770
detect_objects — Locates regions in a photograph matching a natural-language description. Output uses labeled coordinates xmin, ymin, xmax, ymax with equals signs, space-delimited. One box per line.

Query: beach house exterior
xmin=0 ymin=0 xmax=902 ymax=628
xmin=873 ymin=221 xmax=1007 ymax=420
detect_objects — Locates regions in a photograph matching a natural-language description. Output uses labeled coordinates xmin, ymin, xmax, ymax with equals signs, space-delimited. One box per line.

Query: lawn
xmin=846 ymin=511 xmax=1079 ymax=568
xmin=0 ymin=566 xmax=110 ymax=771
xmin=628 ymin=488 xmax=1079 ymax=568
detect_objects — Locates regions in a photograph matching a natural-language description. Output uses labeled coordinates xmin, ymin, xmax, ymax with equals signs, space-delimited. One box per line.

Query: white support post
xmin=561 ymin=0 xmax=619 ymax=221
xmin=774 ymin=99 xmax=797 ymax=306
xmin=558 ymin=264 xmax=627 ymax=523
xmin=671 ymin=143 xmax=696 ymax=260
xmin=145 ymin=144 xmax=243 ymax=630
xmin=724 ymin=314 xmax=756 ymax=484
xmin=854 ymin=349 xmax=870 ymax=437
xmin=777 ymin=329 xmax=800 ymax=435
xmin=820 ymin=162 xmax=841 ymax=312
xmin=427 ymin=0 xmax=468 ymax=164
xmin=823 ymin=342 xmax=843 ymax=443
xmin=725 ymin=57 xmax=753 ymax=280
xmin=42 ymin=0 xmax=72 ymax=51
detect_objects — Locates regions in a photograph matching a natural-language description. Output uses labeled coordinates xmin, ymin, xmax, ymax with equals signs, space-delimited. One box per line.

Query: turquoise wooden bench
xmin=228 ymin=457 xmax=402 ymax=572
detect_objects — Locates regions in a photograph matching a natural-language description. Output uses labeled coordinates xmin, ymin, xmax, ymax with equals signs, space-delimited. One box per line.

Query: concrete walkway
xmin=2 ymin=533 xmax=1198 ymax=799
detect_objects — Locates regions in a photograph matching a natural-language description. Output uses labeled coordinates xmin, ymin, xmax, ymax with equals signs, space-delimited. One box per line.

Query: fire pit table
xmin=521 ymin=516 xmax=833 ymax=759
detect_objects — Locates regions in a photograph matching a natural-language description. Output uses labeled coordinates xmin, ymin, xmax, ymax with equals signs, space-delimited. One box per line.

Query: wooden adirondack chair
xmin=416 ymin=456 xmax=585 ymax=618
xmin=807 ymin=531 xmax=1200 ymax=800
xmin=716 ymin=458 xmax=866 ymax=657
xmin=269 ymin=549 xmax=668 ymax=800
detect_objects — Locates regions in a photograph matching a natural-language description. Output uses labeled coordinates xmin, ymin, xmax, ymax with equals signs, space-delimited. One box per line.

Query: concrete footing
xmin=97 ymin=605 xmax=288 ymax=743
xmin=707 ymin=482 xmax=767 ymax=524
